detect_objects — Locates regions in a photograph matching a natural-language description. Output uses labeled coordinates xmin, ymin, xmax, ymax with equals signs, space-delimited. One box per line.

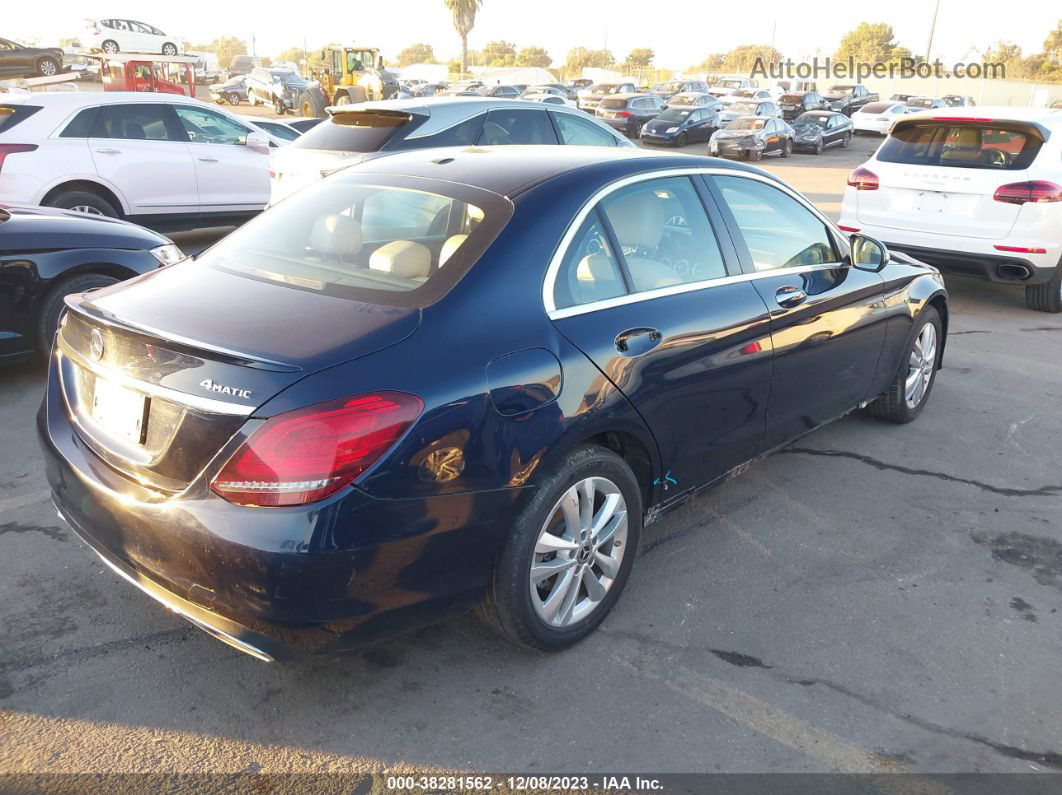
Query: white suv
xmin=840 ymin=107 xmax=1062 ymax=312
xmin=0 ymin=93 xmax=279 ymax=230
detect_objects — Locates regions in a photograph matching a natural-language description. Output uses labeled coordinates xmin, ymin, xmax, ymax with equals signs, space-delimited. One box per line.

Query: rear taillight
xmin=211 ymin=392 xmax=422 ymax=507
xmin=0 ymin=144 xmax=38 ymax=173
xmin=992 ymin=181 xmax=1062 ymax=205
xmin=846 ymin=167 xmax=879 ymax=191
xmin=615 ymin=111 xmax=631 ymax=118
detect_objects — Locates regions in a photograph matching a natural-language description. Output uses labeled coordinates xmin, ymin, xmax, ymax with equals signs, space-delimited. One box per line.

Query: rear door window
xmin=92 ymin=104 xmax=184 ymax=141
xmin=476 ymin=108 xmax=558 ymax=145
xmin=877 ymin=123 xmax=1042 ymax=170
xmin=291 ymin=111 xmax=412 ymax=152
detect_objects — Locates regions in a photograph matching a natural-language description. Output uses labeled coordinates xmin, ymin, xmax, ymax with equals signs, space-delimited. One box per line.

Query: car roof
xmin=335 ymin=145 xmax=768 ymax=198
xmin=908 ymin=105 xmax=1062 ymax=124
xmin=0 ymin=91 xmax=209 ymax=109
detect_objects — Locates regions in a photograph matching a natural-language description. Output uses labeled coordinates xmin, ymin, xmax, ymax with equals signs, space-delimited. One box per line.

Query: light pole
xmin=925 ymin=0 xmax=941 ymax=62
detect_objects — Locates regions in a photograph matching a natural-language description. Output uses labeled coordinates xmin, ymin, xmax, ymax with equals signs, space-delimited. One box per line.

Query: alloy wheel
xmin=39 ymin=60 xmax=57 ymax=76
xmin=530 ymin=477 xmax=628 ymax=628
xmin=905 ymin=323 xmax=937 ymax=409
xmin=103 ymin=41 xmax=118 ymax=54
xmin=70 ymin=205 xmax=104 ymax=216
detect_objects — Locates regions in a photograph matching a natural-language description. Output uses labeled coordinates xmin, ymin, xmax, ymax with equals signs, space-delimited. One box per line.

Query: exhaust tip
xmin=997 ymin=263 xmax=1032 ymax=282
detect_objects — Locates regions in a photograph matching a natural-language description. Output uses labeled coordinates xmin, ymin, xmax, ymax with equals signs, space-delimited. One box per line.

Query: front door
xmin=172 ymin=105 xmax=269 ymax=212
xmin=549 ymin=175 xmax=774 ymax=493
xmin=87 ymin=102 xmax=199 ymax=218
xmin=709 ymin=173 xmax=887 ymax=450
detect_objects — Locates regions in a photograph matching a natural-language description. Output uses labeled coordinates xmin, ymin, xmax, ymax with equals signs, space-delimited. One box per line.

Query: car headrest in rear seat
xmin=605 ymin=190 xmax=666 ymax=250
xmin=369 ymin=240 xmax=431 ymax=279
xmin=309 ymin=214 xmax=362 ymax=257
xmin=439 ymin=234 xmax=468 ymax=266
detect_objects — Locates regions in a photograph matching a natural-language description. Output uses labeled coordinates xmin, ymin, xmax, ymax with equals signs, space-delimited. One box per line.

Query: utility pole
xmin=925 ymin=0 xmax=941 ymax=61
xmin=251 ymin=33 xmax=257 ymax=58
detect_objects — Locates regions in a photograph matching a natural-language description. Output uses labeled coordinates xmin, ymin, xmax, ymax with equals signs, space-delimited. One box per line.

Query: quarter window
xmin=715 ymin=176 xmax=838 ymax=271
xmin=553 ymin=212 xmax=627 ymax=309
xmin=551 ymin=112 xmax=618 ymax=146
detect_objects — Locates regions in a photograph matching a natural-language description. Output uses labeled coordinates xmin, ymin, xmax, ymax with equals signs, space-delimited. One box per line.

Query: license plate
xmin=782 ymin=104 xmax=795 ymax=109
xmin=91 ymin=377 xmax=148 ymax=444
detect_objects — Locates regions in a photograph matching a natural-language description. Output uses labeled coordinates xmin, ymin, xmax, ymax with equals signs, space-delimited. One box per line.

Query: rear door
xmin=857 ymin=119 xmax=1044 ymax=239
xmin=88 ymin=102 xmax=199 ymax=218
xmin=548 ymin=175 xmax=773 ymax=492
xmin=173 ymin=104 xmax=269 ymax=212
xmin=709 ymin=173 xmax=887 ymax=449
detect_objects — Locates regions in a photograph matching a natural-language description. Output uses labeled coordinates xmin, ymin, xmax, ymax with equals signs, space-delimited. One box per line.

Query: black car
xmin=709 ymin=116 xmax=794 ymax=160
xmin=640 ymin=106 xmax=719 ymax=147
xmin=38 ymin=146 xmax=948 ymax=660
xmin=778 ymin=91 xmax=828 ymax=120
xmin=790 ymin=111 xmax=853 ymax=154
xmin=0 ymin=205 xmax=181 ymax=361
xmin=596 ymin=93 xmax=666 ymax=136
xmin=477 ymin=85 xmax=521 ymax=99
xmin=209 ymin=75 xmax=247 ymax=105
xmin=0 ymin=38 xmax=64 ymax=78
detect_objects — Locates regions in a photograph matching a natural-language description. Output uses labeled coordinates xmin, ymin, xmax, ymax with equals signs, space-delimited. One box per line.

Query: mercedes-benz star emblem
xmin=89 ymin=328 xmax=105 ymax=361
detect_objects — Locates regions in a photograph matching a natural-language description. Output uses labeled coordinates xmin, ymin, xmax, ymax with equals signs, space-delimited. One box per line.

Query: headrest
xmin=467 ymin=204 xmax=484 ymax=223
xmin=439 ymin=234 xmax=468 ymax=267
xmin=605 ymin=190 xmax=666 ymax=250
xmin=309 ymin=214 xmax=362 ymax=257
xmin=369 ymin=240 xmax=431 ymax=279
xmin=576 ymin=253 xmax=617 ymax=283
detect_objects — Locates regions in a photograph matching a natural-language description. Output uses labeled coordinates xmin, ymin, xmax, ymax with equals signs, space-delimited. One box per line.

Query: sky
xmin=8 ymin=0 xmax=1059 ymax=70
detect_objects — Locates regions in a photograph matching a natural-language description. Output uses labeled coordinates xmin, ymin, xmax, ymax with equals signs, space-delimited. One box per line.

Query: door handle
xmin=615 ymin=327 xmax=662 ymax=355
xmin=197 ymin=156 xmax=219 ymax=163
xmin=95 ymin=148 xmax=121 ymax=154
xmin=775 ymin=285 xmax=807 ymax=308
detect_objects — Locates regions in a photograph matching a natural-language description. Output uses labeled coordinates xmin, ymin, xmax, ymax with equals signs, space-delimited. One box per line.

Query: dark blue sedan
xmin=39 ymin=147 xmax=949 ymax=660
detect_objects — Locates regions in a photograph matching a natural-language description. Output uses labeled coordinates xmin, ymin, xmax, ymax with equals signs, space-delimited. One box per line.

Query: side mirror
xmin=245 ymin=131 xmax=270 ymax=154
xmin=849 ymin=233 xmax=890 ymax=271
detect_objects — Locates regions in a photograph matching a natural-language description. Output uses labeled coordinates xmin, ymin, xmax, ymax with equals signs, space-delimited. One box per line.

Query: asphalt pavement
xmin=2 ymin=134 xmax=1061 ymax=778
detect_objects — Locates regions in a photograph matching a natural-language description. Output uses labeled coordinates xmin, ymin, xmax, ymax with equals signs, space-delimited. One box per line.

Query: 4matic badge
xmin=199 ymin=379 xmax=252 ymax=399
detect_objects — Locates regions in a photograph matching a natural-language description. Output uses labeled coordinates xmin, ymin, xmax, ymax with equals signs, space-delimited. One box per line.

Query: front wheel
xmin=274 ymin=99 xmax=286 ymax=115
xmin=748 ymin=148 xmax=762 ymax=161
xmin=866 ymin=306 xmax=942 ymax=423
xmin=675 ymin=132 xmax=688 ymax=148
xmin=814 ymin=139 xmax=824 ymax=155
xmin=780 ymin=138 xmax=793 ymax=158
xmin=477 ymin=444 xmax=642 ymax=651
xmin=840 ymin=132 xmax=851 ymax=148
xmin=37 ymin=57 xmax=59 ymax=77
xmin=227 ymin=93 xmax=240 ymax=106
xmin=101 ymin=40 xmax=119 ymax=54
xmin=162 ymin=43 xmax=178 ymax=56
xmin=1025 ymin=269 xmax=1062 ymax=313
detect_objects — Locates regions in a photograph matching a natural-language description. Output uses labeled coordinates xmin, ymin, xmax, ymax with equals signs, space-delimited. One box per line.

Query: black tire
xmin=675 ymin=132 xmax=688 ymax=148
xmin=273 ymin=99 xmax=286 ymax=116
xmin=45 ymin=189 xmax=119 ymax=218
xmin=748 ymin=148 xmax=762 ymax=161
xmin=37 ymin=273 xmax=119 ymax=357
xmin=36 ymin=57 xmax=59 ymax=77
xmin=780 ymin=138 xmax=793 ymax=158
xmin=841 ymin=132 xmax=851 ymax=148
xmin=227 ymin=93 xmax=240 ymax=106
xmin=162 ymin=43 xmax=178 ymax=56
xmin=476 ymin=444 xmax=642 ymax=652
xmin=814 ymin=139 xmax=824 ymax=155
xmin=866 ymin=306 xmax=942 ymax=424
xmin=1025 ymin=269 xmax=1062 ymax=313
xmin=101 ymin=40 xmax=119 ymax=54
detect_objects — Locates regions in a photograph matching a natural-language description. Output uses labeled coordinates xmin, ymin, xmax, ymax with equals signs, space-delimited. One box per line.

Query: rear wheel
xmin=162 ymin=43 xmax=177 ymax=56
xmin=780 ymin=138 xmax=793 ymax=158
xmin=335 ymin=93 xmax=352 ymax=106
xmin=814 ymin=139 xmax=824 ymax=155
xmin=36 ymin=57 xmax=59 ymax=77
xmin=247 ymin=89 xmax=257 ymax=106
xmin=866 ymin=306 xmax=942 ymax=423
xmin=45 ymin=189 xmax=119 ymax=219
xmin=273 ymin=98 xmax=286 ymax=115
xmin=748 ymin=148 xmax=762 ymax=161
xmin=37 ymin=273 xmax=119 ymax=357
xmin=841 ymin=132 xmax=851 ymax=148
xmin=477 ymin=444 xmax=642 ymax=652
xmin=101 ymin=40 xmax=119 ymax=54
xmin=1025 ymin=269 xmax=1062 ymax=313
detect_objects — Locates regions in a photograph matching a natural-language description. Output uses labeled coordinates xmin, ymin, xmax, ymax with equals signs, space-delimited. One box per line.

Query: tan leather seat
xmin=604 ymin=191 xmax=682 ymax=292
xmin=309 ymin=214 xmax=362 ymax=258
xmin=369 ymin=240 xmax=431 ymax=280
xmin=439 ymin=234 xmax=468 ymax=266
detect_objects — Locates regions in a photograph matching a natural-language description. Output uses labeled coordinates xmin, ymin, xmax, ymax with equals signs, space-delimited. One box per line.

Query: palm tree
xmin=444 ymin=0 xmax=483 ymax=76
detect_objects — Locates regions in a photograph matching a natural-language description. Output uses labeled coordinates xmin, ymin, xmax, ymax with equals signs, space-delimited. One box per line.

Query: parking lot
xmin=2 ymin=133 xmax=1061 ymax=776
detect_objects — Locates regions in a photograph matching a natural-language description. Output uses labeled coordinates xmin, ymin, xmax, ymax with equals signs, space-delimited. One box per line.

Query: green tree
xmin=564 ymin=47 xmax=615 ymax=74
xmin=1042 ymin=19 xmax=1062 ymax=65
xmin=397 ymin=43 xmax=437 ymax=67
xmin=723 ymin=44 xmax=782 ymax=73
xmin=982 ymin=41 xmax=1027 ymax=78
xmin=185 ymin=36 xmax=247 ymax=71
xmin=275 ymin=47 xmax=307 ymax=66
xmin=834 ymin=22 xmax=899 ymax=63
xmin=625 ymin=48 xmax=655 ymax=68
xmin=443 ymin=0 xmax=484 ymax=75
xmin=694 ymin=53 xmax=726 ymax=72
xmin=515 ymin=46 xmax=551 ymax=68
xmin=482 ymin=40 xmax=516 ymax=66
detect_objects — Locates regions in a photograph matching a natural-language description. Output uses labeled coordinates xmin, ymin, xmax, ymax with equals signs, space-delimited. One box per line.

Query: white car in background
xmin=521 ymin=86 xmax=577 ymax=108
xmin=83 ymin=18 xmax=182 ymax=55
xmin=851 ymin=101 xmax=912 ymax=135
xmin=839 ymin=106 xmax=1062 ymax=312
xmin=0 ymin=92 xmax=271 ymax=230
xmin=238 ymin=115 xmax=302 ymax=144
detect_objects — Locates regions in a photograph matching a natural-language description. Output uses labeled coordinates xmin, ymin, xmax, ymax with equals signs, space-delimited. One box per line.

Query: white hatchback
xmin=851 ymin=101 xmax=912 ymax=135
xmin=0 ymin=92 xmax=273 ymax=230
xmin=839 ymin=106 xmax=1062 ymax=312
xmin=83 ymin=18 xmax=182 ymax=56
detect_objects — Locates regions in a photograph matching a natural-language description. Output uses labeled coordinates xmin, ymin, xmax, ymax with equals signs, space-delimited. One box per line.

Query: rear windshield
xmin=0 ymin=104 xmax=41 ymax=133
xmin=779 ymin=94 xmax=804 ymax=103
xmin=669 ymin=94 xmax=699 ymax=106
xmin=861 ymin=102 xmax=894 ymax=114
xmin=600 ymin=98 xmax=630 ymax=110
xmin=727 ymin=103 xmax=757 ymax=114
xmin=907 ymin=98 xmax=936 ymax=108
xmin=878 ymin=123 xmax=1043 ymax=170
xmin=197 ymin=176 xmax=508 ymax=307
xmin=291 ymin=111 xmax=414 ymax=152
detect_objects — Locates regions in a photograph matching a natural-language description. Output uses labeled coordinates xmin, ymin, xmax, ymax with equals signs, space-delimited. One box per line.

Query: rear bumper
xmin=38 ymin=355 xmax=519 ymax=659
